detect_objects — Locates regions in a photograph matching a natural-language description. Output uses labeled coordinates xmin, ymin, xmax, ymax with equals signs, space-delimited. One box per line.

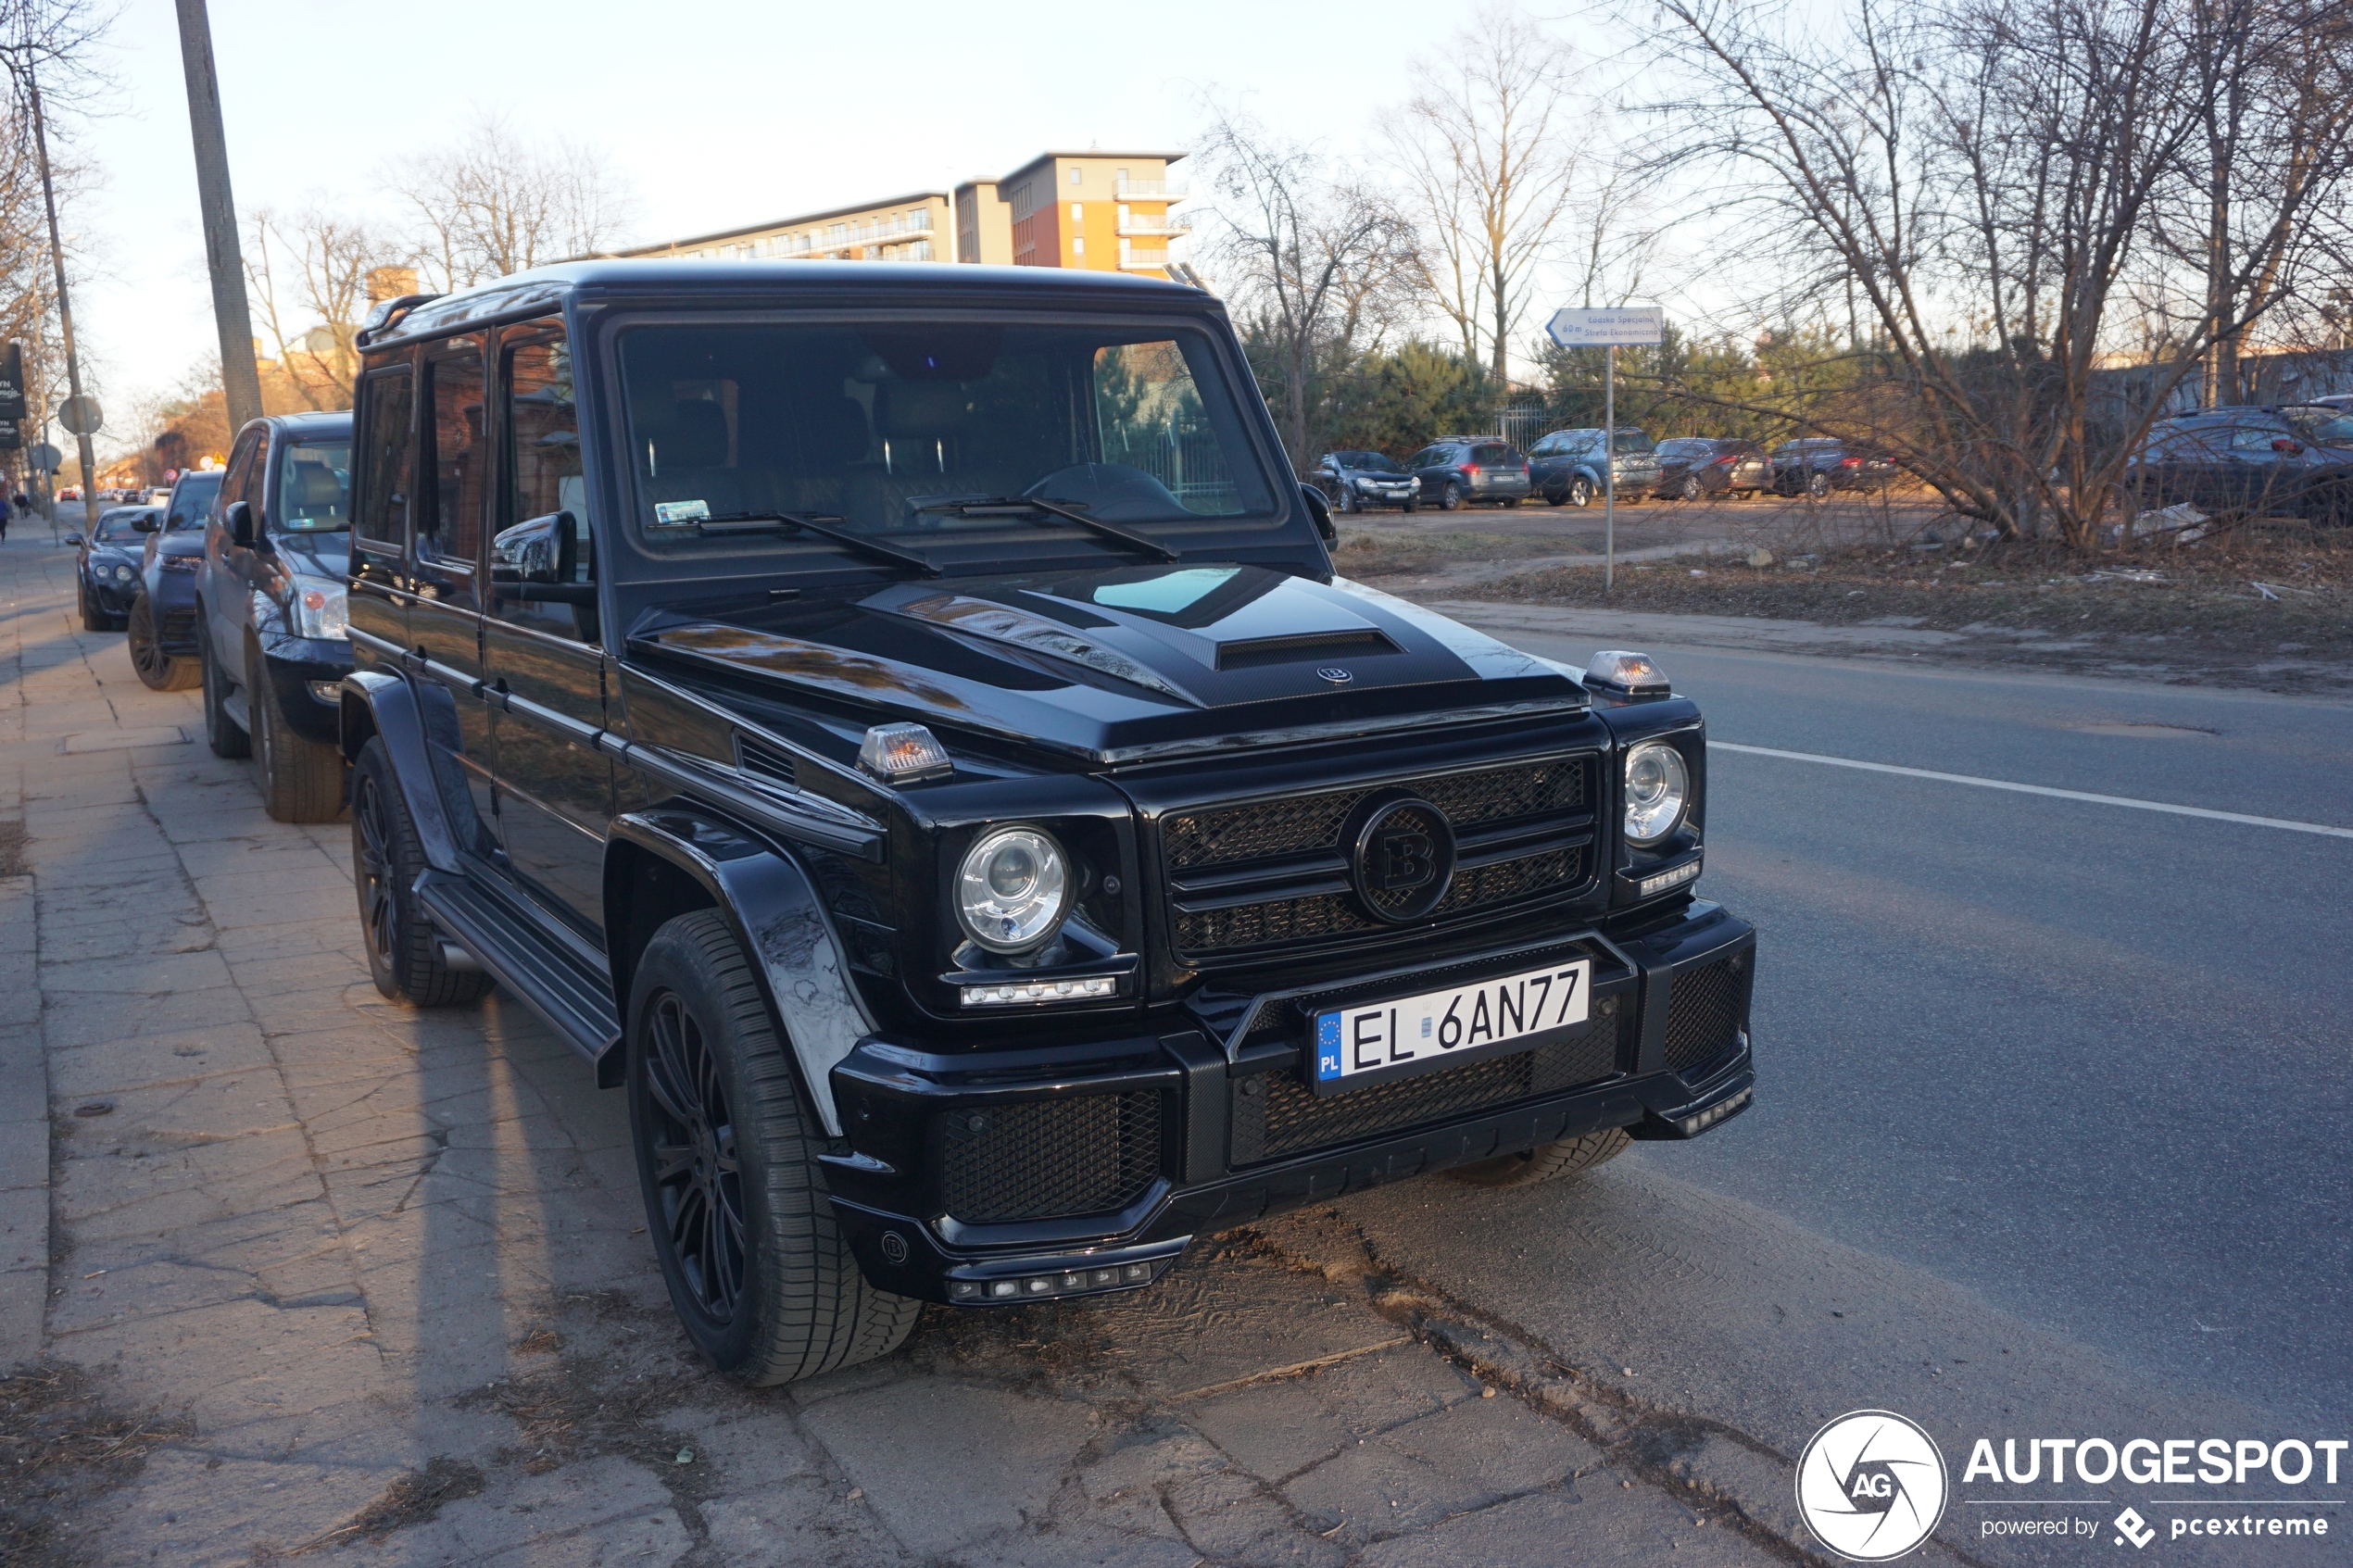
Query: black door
xmin=483 ymin=318 xmax=612 ymax=935
xmin=348 ymin=364 xmax=414 ymax=678
xmin=415 ymin=335 xmax=499 ymax=839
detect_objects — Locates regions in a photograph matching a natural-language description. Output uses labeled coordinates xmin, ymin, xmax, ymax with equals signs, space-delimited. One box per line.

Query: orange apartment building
xmin=610 ymin=150 xmax=1191 ymax=281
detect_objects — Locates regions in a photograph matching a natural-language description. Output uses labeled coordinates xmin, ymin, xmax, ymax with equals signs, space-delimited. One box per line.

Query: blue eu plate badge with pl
xmin=1313 ymin=959 xmax=1591 ymax=1096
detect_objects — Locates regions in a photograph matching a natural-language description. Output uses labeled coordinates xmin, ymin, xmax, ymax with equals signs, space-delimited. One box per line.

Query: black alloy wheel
xmin=1440 ymin=481 xmax=1464 ymax=511
xmin=642 ymin=992 xmax=749 ymax=1322
xmin=127 ymin=594 xmax=198 ymax=691
xmin=201 ymin=632 xmax=251 ymax=759
xmin=350 ymin=736 xmax=491 ymax=1006
xmin=627 ymin=909 xmax=919 ymax=1385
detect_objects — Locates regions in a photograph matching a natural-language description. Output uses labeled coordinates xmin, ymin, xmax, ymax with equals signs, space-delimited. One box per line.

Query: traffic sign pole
xmin=1542 ymin=307 xmax=1665 ymax=598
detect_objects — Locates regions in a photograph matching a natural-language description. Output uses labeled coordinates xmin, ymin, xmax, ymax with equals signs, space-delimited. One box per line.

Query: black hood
xmin=271 ymin=531 xmax=349 ymax=578
xmin=634 ymin=563 xmax=1587 ymax=765
xmin=154 ymin=530 xmax=206 ymax=558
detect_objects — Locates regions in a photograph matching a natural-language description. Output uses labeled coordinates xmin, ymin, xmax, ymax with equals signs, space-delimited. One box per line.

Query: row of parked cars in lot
xmin=69 ymin=409 xmax=357 ymax=820
xmin=66 ymin=260 xmax=1761 ymax=1390
xmin=1309 ymin=430 xmax=1900 ymax=512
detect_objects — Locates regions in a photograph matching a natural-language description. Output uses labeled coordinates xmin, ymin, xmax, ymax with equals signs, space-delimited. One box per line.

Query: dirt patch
xmin=0 ymin=822 xmax=29 ymax=879
xmin=1332 ymin=528 xmax=1595 ymax=580
xmin=0 ymin=1365 xmax=191 ymax=1568
xmin=1435 ymin=527 xmax=2353 ymax=694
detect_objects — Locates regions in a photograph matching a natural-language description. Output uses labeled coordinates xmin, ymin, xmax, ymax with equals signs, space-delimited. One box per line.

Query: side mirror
xmin=226 ymin=500 xmax=257 ymax=549
xmin=62 ymin=533 xmax=82 ymax=547
xmin=489 ymin=511 xmax=596 ymax=604
xmin=133 ymin=514 xmax=160 ymax=533
xmin=1298 ymin=483 xmax=1336 ymax=546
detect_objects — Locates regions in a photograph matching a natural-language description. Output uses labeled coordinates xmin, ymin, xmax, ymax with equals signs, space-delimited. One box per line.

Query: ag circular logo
xmin=1794 ymin=1410 xmax=1948 ymax=1562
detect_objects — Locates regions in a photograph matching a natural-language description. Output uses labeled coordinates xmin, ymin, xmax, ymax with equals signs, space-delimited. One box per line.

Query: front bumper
xmin=260 ymin=638 xmax=356 ymax=746
xmin=823 ymin=901 xmax=1755 ymax=1305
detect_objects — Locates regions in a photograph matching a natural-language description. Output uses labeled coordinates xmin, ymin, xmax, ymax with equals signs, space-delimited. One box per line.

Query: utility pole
xmin=172 ymin=0 xmax=262 ymax=434
xmin=20 ymin=44 xmax=97 ymax=531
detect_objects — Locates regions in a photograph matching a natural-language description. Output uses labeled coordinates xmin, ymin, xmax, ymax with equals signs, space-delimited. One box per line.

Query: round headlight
xmin=1623 ymin=741 xmax=1690 ymax=847
xmin=113 ymin=564 xmax=134 ymax=583
xmin=956 ymin=827 xmax=1070 ymax=954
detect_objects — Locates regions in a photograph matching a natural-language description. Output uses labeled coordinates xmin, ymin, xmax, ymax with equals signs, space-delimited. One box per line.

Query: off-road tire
xmin=1440 ymin=481 xmax=1464 ymax=512
xmin=201 ymin=633 xmax=251 ymax=759
xmin=1447 ymin=1126 xmax=1631 ymax=1188
xmin=351 ymin=736 xmax=493 ymax=1007
xmin=628 ymin=909 xmax=920 ymax=1386
xmin=127 ymin=594 xmax=198 ymax=690
xmin=253 ymin=655 xmax=344 ymax=822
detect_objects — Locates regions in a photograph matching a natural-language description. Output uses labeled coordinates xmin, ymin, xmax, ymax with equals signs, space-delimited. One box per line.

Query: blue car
xmin=126 ymin=470 xmax=222 ymax=691
xmin=197 ymin=411 xmax=354 ymax=821
xmin=69 ymin=505 xmax=162 ymax=630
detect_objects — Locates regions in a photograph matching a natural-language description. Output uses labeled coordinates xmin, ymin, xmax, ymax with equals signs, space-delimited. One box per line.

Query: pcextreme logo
xmin=1796 ymin=1410 xmax=1951 ymax=1562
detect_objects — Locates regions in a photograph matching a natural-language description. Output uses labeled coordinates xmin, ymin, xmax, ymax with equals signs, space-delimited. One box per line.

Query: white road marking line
xmin=1713 ymin=742 xmax=2353 ymax=840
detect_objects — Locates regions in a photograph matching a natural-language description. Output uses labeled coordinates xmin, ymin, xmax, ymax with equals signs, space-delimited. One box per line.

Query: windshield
xmin=2284 ymin=408 xmax=2353 ymax=445
xmin=1337 ymin=451 xmax=1402 ymax=472
xmin=275 ymin=441 xmax=351 ymax=531
xmin=1657 ymin=438 xmax=1712 ymax=458
xmin=618 ymin=320 xmax=1280 ymax=561
xmin=167 ymin=471 xmax=221 ymax=532
xmin=93 ymin=508 xmax=147 ymax=543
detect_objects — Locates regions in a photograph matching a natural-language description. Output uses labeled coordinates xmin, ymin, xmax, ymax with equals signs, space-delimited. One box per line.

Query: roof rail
xmin=355 ymin=293 xmax=445 ymax=347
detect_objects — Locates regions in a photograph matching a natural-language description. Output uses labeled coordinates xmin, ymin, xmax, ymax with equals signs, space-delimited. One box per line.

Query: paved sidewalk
xmin=0 ymin=539 xmax=1778 ymax=1567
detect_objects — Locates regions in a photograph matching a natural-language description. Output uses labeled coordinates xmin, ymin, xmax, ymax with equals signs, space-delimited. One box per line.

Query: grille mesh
xmin=1230 ymin=1000 xmax=1623 ymax=1164
xmin=1663 ymin=954 xmax=1746 ymax=1073
xmin=1176 ymin=847 xmax=1583 ymax=954
xmin=938 ymin=1092 xmax=1163 ymax=1224
xmin=1164 ymin=758 xmax=1588 ymax=872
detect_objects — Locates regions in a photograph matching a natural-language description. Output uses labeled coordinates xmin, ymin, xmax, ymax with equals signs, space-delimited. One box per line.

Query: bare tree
xmin=387 ymin=113 xmax=636 ymax=291
xmin=1196 ymin=106 xmax=1420 ymax=461
xmin=1383 ymin=4 xmax=1579 ymax=385
xmin=245 ymin=205 xmax=393 ymax=408
xmin=1631 ymin=0 xmax=2353 ymax=544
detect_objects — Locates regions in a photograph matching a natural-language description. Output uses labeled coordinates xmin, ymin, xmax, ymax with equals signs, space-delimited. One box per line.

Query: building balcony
xmin=1117 ymin=215 xmax=1192 ymax=239
xmin=1119 ymin=249 xmax=1172 ymax=271
xmin=1114 ymin=180 xmax=1187 ymax=203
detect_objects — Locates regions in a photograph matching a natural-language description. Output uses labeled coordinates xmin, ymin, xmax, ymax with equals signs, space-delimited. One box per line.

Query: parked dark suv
xmin=69 ymin=504 xmax=161 ymax=629
xmin=198 ymin=411 xmax=356 ymax=822
xmin=1769 ymin=438 xmax=1899 ymax=497
xmin=2122 ymin=406 xmax=2353 ymax=525
xmin=125 ymin=470 xmax=223 ymax=691
xmin=337 ymin=262 xmax=1756 ymax=1386
xmin=1653 ymin=438 xmax=1768 ymax=501
xmin=1404 ymin=438 xmax=1531 ymax=509
xmin=1309 ymin=451 xmax=1419 ymax=513
xmin=1528 ymin=428 xmax=1659 ymax=508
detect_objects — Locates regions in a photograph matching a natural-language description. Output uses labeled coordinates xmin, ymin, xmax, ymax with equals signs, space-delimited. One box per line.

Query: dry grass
xmin=0 ymin=1366 xmax=190 ymax=1568
xmin=1470 ymin=524 xmax=2353 ymax=690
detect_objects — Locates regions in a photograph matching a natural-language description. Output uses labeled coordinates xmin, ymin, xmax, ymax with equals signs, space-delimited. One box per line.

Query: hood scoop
xmin=889 ymin=591 xmax=1202 ymax=706
xmin=1215 ymin=628 xmax=1399 ymax=671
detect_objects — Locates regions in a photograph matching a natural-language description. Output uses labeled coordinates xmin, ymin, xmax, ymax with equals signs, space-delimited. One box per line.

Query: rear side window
xmin=354 ymin=367 xmax=414 ymax=556
xmin=424 ymin=337 xmax=486 ymax=569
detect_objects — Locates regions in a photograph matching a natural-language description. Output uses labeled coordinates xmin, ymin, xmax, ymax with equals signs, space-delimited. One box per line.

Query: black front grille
xmin=1663 ymin=953 xmax=1747 ymax=1073
xmin=1165 ymin=758 xmax=1594 ymax=958
xmin=937 ymin=1092 xmax=1163 ymax=1224
xmin=159 ymin=608 xmax=198 ymax=652
xmin=1229 ymin=998 xmax=1623 ymax=1164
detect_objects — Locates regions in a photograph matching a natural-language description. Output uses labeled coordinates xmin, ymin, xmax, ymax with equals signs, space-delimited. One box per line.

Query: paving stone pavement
xmin=0 ymin=539 xmax=1781 ymax=1567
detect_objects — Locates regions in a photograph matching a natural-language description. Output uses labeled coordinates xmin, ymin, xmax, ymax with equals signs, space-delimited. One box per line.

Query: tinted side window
xmin=492 ymin=321 xmax=597 ymax=642
xmin=424 ymin=337 xmax=487 ymax=570
xmin=216 ymin=429 xmax=264 ymax=527
xmin=355 ymin=368 xmax=414 ymax=554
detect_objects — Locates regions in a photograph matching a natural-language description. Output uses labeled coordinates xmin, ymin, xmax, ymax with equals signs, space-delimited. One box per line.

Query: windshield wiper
xmin=914 ymin=495 xmax=1181 ymax=563
xmin=695 ymin=511 xmax=939 ymax=577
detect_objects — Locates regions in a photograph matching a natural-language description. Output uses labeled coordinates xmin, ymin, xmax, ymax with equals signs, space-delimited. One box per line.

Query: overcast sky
xmin=54 ymin=0 xmax=1636 ymax=432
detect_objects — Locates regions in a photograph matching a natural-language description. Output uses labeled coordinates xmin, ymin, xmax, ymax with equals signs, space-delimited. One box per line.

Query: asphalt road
xmin=1649 ymin=641 xmax=2352 ymax=1425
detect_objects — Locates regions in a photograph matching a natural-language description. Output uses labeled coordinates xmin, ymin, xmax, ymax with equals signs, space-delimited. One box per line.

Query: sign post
xmin=1544 ymin=307 xmax=1665 ymax=591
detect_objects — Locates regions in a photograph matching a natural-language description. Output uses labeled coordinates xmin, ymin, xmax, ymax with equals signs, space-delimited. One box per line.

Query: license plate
xmin=1312 ymin=959 xmax=1592 ymax=1094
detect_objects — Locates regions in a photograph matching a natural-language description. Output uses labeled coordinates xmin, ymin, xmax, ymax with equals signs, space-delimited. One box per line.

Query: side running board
xmin=412 ymin=870 xmax=622 ymax=1070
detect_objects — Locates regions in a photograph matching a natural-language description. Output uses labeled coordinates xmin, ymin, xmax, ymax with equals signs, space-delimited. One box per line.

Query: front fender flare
xmin=606 ymin=809 xmax=875 ymax=1137
xmin=335 ymin=670 xmax=464 ymax=874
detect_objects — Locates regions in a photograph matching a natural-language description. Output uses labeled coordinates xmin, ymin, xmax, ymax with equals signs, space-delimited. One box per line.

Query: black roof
xmin=370 ymin=259 xmax=1214 ymax=350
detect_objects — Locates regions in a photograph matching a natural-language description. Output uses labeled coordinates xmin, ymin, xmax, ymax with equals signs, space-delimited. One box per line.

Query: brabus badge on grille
xmin=1316 ymin=667 xmax=1353 ymax=684
xmin=1347 ymin=795 xmax=1457 ymax=923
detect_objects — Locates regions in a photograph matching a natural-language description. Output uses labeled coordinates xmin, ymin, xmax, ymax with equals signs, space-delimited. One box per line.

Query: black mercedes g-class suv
xmin=337 ymin=261 xmax=1755 ymax=1386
